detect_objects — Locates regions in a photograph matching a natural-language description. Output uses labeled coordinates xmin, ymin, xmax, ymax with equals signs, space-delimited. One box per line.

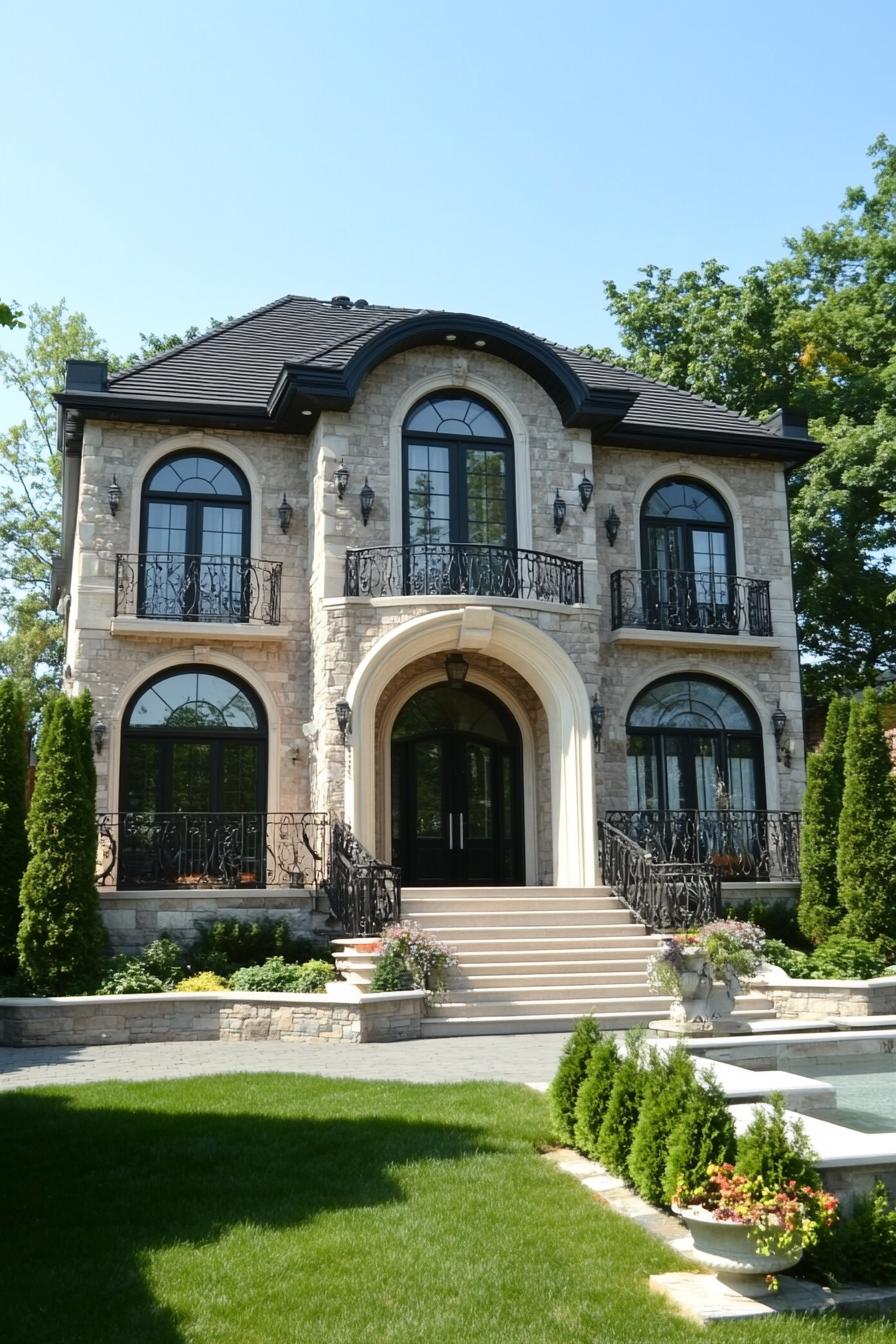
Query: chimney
xmin=763 ymin=406 xmax=809 ymax=439
xmin=64 ymin=359 xmax=108 ymax=391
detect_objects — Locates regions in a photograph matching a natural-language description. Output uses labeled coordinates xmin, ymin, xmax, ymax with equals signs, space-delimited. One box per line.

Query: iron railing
xmin=610 ymin=569 xmax=773 ymax=636
xmin=96 ymin=812 xmax=329 ymax=890
xmin=605 ymin=809 xmax=801 ymax=883
xmin=597 ymin=819 xmax=721 ymax=932
xmin=345 ymin=543 xmax=584 ymax=605
xmin=327 ymin=817 xmax=401 ymax=937
xmin=115 ymin=553 xmax=282 ymax=625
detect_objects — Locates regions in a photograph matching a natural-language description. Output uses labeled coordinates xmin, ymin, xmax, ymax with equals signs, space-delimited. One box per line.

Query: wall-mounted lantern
xmin=107 ymin=476 xmax=122 ymax=516
xmin=590 ymin=697 xmax=605 ymax=752
xmin=604 ymin=506 xmax=620 ymax=546
xmin=335 ymin=698 xmax=352 ymax=743
xmin=772 ymin=704 xmax=790 ymax=766
xmin=333 ymin=460 xmax=350 ymax=500
xmin=93 ymin=720 xmax=107 ymax=755
xmin=445 ymin=652 xmax=469 ymax=689
xmin=553 ymin=490 xmax=567 ymax=534
xmin=278 ymin=494 xmax=294 ymax=533
xmin=578 ymin=472 xmax=594 ymax=511
xmin=360 ymin=477 xmax=375 ymax=526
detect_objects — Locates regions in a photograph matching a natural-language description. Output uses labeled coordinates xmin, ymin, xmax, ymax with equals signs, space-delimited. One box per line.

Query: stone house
xmin=54 ymin=295 xmax=818 ymax=971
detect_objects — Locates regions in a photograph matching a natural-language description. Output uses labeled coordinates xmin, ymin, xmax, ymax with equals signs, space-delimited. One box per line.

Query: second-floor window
xmin=139 ymin=451 xmax=250 ymax=620
xmin=639 ymin=477 xmax=735 ymax=632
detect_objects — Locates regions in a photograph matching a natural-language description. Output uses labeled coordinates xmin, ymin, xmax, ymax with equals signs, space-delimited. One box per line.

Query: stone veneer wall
xmin=0 ymin=990 xmax=427 ymax=1047
xmin=98 ymin=889 xmax=333 ymax=956
xmin=764 ymin=978 xmax=896 ymax=1019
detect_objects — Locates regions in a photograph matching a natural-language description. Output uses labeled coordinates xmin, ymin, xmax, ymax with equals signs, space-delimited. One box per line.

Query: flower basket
xmin=672 ymin=1203 xmax=803 ymax=1288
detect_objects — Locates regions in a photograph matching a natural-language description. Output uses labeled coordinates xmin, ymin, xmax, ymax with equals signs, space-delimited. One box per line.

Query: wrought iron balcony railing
xmin=604 ymin=809 xmax=801 ymax=883
xmin=345 ymin=543 xmax=584 ymax=605
xmin=597 ymin=819 xmax=721 ymax=931
xmin=115 ymin=553 xmax=282 ymax=625
xmin=610 ymin=569 xmax=773 ymax=637
xmin=96 ymin=812 xmax=329 ymax=890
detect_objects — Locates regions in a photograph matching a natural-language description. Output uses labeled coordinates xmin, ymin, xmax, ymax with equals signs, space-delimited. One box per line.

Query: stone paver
xmin=0 ymin=1032 xmax=572 ymax=1092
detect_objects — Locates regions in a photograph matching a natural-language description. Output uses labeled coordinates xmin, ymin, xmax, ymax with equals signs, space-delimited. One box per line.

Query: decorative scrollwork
xmin=345 ymin=543 xmax=583 ymax=606
xmin=610 ymin=569 xmax=773 ymax=637
xmin=327 ymin=817 xmax=401 ymax=936
xmin=597 ymin=819 xmax=720 ymax=932
xmin=605 ymin=809 xmax=801 ymax=883
xmin=115 ymin=553 xmax=282 ymax=625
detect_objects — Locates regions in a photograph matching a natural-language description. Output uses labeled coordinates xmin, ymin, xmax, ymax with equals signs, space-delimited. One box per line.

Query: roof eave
xmin=598 ymin=422 xmax=823 ymax=465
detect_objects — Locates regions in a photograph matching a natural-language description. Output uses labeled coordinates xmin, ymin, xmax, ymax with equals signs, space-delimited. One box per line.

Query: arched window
xmin=639 ymin=478 xmax=736 ymax=633
xmin=626 ymin=675 xmax=764 ymax=815
xmin=139 ymin=451 xmax=250 ymax=619
xmin=403 ymin=393 xmax=516 ymax=548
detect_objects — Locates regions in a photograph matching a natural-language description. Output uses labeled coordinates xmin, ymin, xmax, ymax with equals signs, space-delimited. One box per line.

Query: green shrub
xmin=838 ymin=689 xmax=896 ymax=942
xmin=228 ymin=956 xmax=334 ymax=993
xmin=735 ymin=1091 xmax=819 ymax=1189
xmin=17 ymin=697 xmax=106 ymax=994
xmin=0 ymin=680 xmax=28 ymax=973
xmin=188 ymin=918 xmax=318 ymax=977
xmin=175 ymin=972 xmax=229 ymax=993
xmin=573 ymin=1036 xmax=620 ymax=1159
xmin=663 ymin=1072 xmax=736 ymax=1205
xmin=369 ymin=948 xmax=413 ymax=992
xmin=811 ymin=934 xmax=888 ymax=980
xmin=548 ymin=1015 xmax=602 ymax=1145
xmin=140 ymin=934 xmax=185 ymax=988
xmin=763 ymin=939 xmax=814 ymax=979
xmin=799 ymin=695 xmax=851 ymax=943
xmin=802 ymin=1181 xmax=896 ymax=1287
xmin=724 ymin=900 xmax=808 ymax=950
xmin=628 ymin=1046 xmax=697 ymax=1206
xmin=596 ymin=1028 xmax=648 ymax=1179
xmin=97 ymin=958 xmax=166 ymax=995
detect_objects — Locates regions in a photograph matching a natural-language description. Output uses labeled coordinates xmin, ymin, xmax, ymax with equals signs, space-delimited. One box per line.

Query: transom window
xmin=403 ymin=392 xmax=516 ymax=549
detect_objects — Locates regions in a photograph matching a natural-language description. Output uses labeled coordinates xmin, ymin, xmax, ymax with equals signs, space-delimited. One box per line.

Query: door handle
xmin=459 ymin=813 xmax=464 ymax=850
xmin=448 ymin=813 xmax=454 ymax=850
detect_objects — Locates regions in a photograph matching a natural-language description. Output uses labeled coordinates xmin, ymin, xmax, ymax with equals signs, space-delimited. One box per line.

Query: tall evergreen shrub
xmin=628 ymin=1046 xmax=697 ymax=1206
xmin=798 ymin=695 xmax=851 ymax=943
xmin=596 ymin=1029 xmax=648 ymax=1179
xmin=837 ymin=689 xmax=896 ymax=942
xmin=663 ymin=1072 xmax=736 ymax=1205
xmin=17 ymin=697 xmax=106 ymax=993
xmin=573 ymin=1036 xmax=620 ymax=1159
xmin=71 ymin=688 xmax=97 ymax=805
xmin=0 ymin=680 xmax=29 ymax=971
xmin=736 ymin=1092 xmax=820 ymax=1189
xmin=548 ymin=1015 xmax=601 ymax=1144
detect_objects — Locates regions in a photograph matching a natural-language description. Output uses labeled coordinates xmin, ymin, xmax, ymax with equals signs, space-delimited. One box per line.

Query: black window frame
xmin=639 ymin=476 xmax=735 ymax=577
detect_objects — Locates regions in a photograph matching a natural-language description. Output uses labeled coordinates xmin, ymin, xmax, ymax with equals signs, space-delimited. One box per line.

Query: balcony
xmin=610 ymin=569 xmax=773 ymax=638
xmin=345 ymin=543 xmax=584 ymax=605
xmin=604 ymin=809 xmax=801 ymax=883
xmin=115 ymin=553 xmax=282 ymax=626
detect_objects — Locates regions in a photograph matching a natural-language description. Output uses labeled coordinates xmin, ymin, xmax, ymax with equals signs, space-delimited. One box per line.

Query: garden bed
xmin=0 ymin=988 xmax=427 ymax=1047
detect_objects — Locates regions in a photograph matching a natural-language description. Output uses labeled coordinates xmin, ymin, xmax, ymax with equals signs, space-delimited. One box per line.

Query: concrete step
xmin=409 ymin=909 xmax=636 ymax=930
xmin=427 ymin=993 xmax=669 ymax=1019
xmin=450 ymin=965 xmax=654 ymax=988
xmin=420 ymin=1009 xmax=662 ymax=1037
xmin=403 ymin=886 xmax=616 ymax=901
xmin=404 ymin=894 xmax=621 ymax=914
xmin=446 ymin=932 xmax=657 ymax=952
xmin=439 ymin=981 xmax=666 ymax=1003
xmin=449 ymin=944 xmax=659 ymax=964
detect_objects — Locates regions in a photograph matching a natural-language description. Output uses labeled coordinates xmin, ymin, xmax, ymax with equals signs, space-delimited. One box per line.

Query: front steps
xmin=402 ymin=886 xmax=773 ymax=1038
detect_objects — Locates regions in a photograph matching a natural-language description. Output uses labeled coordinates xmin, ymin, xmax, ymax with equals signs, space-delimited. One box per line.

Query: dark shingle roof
xmin=98 ymin=295 xmax=814 ymax=454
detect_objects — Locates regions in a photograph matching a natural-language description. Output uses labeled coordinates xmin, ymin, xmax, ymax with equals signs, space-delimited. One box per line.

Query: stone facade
xmin=98 ymin=889 xmax=332 ymax=956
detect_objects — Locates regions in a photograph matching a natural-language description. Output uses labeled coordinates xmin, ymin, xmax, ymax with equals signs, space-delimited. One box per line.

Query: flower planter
xmin=673 ymin=1204 xmax=802 ymax=1294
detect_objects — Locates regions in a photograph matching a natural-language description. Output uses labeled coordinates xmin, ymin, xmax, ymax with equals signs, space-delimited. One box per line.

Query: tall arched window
xmin=403 ymin=393 xmax=516 ymax=548
xmin=639 ymin=478 xmax=735 ymax=633
xmin=139 ymin=451 xmax=250 ymax=619
xmin=626 ymin=675 xmax=764 ymax=815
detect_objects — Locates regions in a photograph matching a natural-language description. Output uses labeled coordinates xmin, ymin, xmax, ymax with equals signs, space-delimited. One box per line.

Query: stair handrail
xmin=597 ymin=819 xmax=720 ymax=932
xmin=326 ymin=817 xmax=401 ymax=937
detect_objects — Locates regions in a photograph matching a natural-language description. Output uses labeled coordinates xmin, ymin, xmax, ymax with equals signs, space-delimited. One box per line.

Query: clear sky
xmin=2 ymin=0 xmax=895 ymax=365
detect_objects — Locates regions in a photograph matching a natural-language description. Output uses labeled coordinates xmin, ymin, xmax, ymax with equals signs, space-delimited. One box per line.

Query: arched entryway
xmin=390 ymin=682 xmax=524 ymax=886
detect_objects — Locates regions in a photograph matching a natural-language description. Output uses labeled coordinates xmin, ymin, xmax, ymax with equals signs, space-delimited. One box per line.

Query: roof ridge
xmin=108 ymin=294 xmax=301 ymax=384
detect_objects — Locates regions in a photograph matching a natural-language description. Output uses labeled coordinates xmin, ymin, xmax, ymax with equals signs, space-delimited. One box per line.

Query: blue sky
xmin=2 ymin=0 xmax=895 ymax=365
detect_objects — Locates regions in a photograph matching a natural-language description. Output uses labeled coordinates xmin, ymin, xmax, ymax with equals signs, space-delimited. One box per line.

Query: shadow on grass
xmin=0 ymin=1084 xmax=494 ymax=1344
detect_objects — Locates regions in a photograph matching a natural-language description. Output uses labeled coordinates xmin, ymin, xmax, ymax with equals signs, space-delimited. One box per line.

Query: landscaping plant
xmin=663 ymin=1071 xmax=736 ymax=1205
xmin=798 ymin=694 xmax=851 ymax=943
xmin=596 ymin=1028 xmax=648 ymax=1179
xmin=379 ymin=922 xmax=456 ymax=991
xmin=837 ymin=688 xmax=896 ymax=942
xmin=140 ymin=934 xmax=185 ymax=988
xmin=548 ymin=1015 xmax=602 ymax=1145
xmin=98 ymin=958 xmax=168 ymax=995
xmin=673 ymin=1162 xmax=838 ymax=1257
xmin=17 ymin=696 xmax=107 ymax=994
xmin=188 ymin=918 xmax=318 ymax=977
xmin=572 ymin=1035 xmax=620 ymax=1159
xmin=762 ymin=939 xmax=813 ymax=979
xmin=647 ymin=919 xmax=765 ymax=996
xmin=810 ymin=934 xmax=889 ymax=981
xmin=369 ymin=947 xmax=414 ymax=992
xmin=175 ymin=972 xmax=229 ymax=993
xmin=803 ymin=1180 xmax=896 ymax=1287
xmin=628 ymin=1046 xmax=697 ymax=1206
xmin=228 ymin=956 xmax=335 ymax=993
xmin=735 ymin=1092 xmax=820 ymax=1190
xmin=0 ymin=679 xmax=28 ymax=972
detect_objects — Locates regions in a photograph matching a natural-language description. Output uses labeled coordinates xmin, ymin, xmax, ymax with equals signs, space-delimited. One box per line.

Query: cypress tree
xmin=596 ymin=1029 xmax=648 ymax=1180
xmin=548 ymin=1015 xmax=602 ymax=1144
xmin=663 ymin=1072 xmax=736 ymax=1205
xmin=0 ymin=680 xmax=29 ymax=971
xmin=837 ymin=689 xmax=896 ymax=942
xmin=628 ymin=1045 xmax=697 ymax=1206
xmin=71 ymin=688 xmax=97 ymax=807
xmin=18 ymin=696 xmax=107 ymax=994
xmin=798 ymin=695 xmax=851 ymax=943
xmin=573 ymin=1035 xmax=620 ymax=1159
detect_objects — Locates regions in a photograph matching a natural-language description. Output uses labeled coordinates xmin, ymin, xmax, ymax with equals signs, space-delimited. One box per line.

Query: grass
xmin=0 ymin=1074 xmax=893 ymax=1343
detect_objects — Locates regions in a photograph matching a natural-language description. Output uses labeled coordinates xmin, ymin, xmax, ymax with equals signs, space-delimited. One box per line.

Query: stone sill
xmin=607 ymin=627 xmax=781 ymax=652
xmin=109 ymin=616 xmax=292 ymax=642
xmin=0 ymin=990 xmax=426 ymax=1008
xmin=97 ymin=888 xmax=321 ymax=901
xmin=326 ymin=595 xmax=601 ymax=617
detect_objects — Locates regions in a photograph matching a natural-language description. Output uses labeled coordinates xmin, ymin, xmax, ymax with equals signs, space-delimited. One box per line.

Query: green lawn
xmin=0 ymin=1073 xmax=891 ymax=1344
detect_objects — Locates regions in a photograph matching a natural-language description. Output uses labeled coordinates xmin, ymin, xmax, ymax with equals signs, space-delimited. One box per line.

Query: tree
xmin=71 ymin=686 xmax=97 ymax=805
xmin=798 ymin=695 xmax=852 ymax=943
xmin=0 ymin=679 xmax=29 ymax=970
xmin=17 ymin=695 xmax=106 ymax=993
xmin=663 ymin=1072 xmax=736 ymax=1206
xmin=837 ymin=688 xmax=896 ymax=941
xmin=587 ymin=136 xmax=896 ymax=696
xmin=0 ymin=301 xmax=24 ymax=330
xmin=628 ymin=1046 xmax=696 ymax=1207
xmin=548 ymin=1015 xmax=602 ymax=1144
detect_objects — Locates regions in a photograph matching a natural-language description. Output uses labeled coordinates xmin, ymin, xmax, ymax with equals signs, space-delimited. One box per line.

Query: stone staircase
xmin=402 ymin=886 xmax=773 ymax=1038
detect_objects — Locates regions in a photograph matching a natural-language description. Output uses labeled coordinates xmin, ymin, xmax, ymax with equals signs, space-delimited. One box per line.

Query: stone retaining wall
xmin=0 ymin=990 xmax=427 ymax=1047
xmin=98 ymin=889 xmax=333 ymax=956
xmin=762 ymin=977 xmax=896 ymax=1018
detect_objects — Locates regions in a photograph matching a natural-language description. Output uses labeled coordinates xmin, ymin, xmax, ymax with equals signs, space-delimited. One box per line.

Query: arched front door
xmin=390 ymin=683 xmax=524 ymax=886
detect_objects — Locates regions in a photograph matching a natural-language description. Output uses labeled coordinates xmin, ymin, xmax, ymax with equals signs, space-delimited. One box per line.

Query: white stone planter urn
xmin=673 ymin=1204 xmax=802 ymax=1294
xmin=663 ymin=953 xmax=744 ymax=1035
